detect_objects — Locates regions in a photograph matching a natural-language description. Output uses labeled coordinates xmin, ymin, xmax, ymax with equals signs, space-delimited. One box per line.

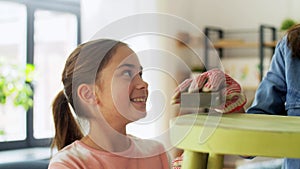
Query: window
xmin=0 ymin=1 xmax=27 ymax=142
xmin=33 ymin=10 xmax=78 ymax=139
xmin=0 ymin=0 xmax=80 ymax=150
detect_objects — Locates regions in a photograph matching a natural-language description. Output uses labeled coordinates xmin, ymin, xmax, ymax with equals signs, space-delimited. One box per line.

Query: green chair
xmin=170 ymin=113 xmax=300 ymax=169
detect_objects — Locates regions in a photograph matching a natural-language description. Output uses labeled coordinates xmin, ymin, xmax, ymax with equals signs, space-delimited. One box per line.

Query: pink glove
xmin=171 ymin=68 xmax=246 ymax=113
xmin=172 ymin=155 xmax=183 ymax=169
xmin=171 ymin=78 xmax=193 ymax=104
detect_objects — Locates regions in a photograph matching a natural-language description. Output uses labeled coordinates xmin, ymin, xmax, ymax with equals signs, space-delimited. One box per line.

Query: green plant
xmin=280 ymin=18 xmax=297 ymax=31
xmin=0 ymin=62 xmax=35 ymax=111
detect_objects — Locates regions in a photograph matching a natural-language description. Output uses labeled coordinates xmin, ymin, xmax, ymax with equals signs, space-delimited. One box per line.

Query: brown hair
xmin=51 ymin=39 xmax=127 ymax=150
xmin=287 ymin=23 xmax=300 ymax=58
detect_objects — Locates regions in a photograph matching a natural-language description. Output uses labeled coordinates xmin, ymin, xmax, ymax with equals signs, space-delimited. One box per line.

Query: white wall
xmin=157 ymin=0 xmax=300 ymax=30
xmin=81 ymin=0 xmax=300 ymax=49
xmin=81 ymin=0 xmax=157 ymax=41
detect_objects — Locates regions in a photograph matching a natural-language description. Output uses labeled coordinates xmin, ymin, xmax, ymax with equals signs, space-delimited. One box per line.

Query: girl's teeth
xmin=132 ymin=98 xmax=145 ymax=102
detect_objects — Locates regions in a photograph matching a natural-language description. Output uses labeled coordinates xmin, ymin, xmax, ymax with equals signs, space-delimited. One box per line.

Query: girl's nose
xmin=133 ymin=75 xmax=148 ymax=90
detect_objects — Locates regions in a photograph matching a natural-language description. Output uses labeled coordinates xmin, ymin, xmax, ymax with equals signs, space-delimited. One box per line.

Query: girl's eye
xmin=122 ymin=70 xmax=133 ymax=78
xmin=121 ymin=70 xmax=143 ymax=79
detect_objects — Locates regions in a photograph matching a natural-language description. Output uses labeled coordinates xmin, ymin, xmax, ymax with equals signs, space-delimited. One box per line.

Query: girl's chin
xmin=134 ymin=110 xmax=147 ymax=118
xmin=130 ymin=109 xmax=147 ymax=121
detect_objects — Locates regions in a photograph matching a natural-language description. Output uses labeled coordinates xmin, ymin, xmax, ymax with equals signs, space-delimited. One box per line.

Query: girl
xmin=48 ymin=39 xmax=170 ymax=169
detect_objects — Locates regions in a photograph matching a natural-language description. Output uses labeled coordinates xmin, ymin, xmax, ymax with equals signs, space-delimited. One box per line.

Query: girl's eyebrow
xmin=117 ymin=63 xmax=143 ymax=70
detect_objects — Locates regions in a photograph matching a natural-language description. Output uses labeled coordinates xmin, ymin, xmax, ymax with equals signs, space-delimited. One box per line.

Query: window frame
xmin=0 ymin=0 xmax=81 ymax=150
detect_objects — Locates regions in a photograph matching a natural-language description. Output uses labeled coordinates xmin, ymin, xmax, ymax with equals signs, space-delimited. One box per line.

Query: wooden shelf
xmin=213 ymin=39 xmax=258 ymax=48
xmin=204 ymin=25 xmax=277 ymax=81
xmin=212 ymin=39 xmax=277 ymax=49
xmin=263 ymin=41 xmax=277 ymax=48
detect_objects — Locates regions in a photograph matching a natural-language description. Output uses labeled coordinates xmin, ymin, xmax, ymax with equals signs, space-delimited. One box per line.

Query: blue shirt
xmin=246 ymin=36 xmax=300 ymax=169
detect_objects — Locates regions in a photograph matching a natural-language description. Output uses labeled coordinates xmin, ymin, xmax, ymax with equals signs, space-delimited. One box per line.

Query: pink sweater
xmin=49 ymin=137 xmax=170 ymax=169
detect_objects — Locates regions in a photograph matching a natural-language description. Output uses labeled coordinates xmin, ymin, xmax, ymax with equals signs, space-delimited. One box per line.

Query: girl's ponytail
xmin=51 ymin=90 xmax=83 ymax=150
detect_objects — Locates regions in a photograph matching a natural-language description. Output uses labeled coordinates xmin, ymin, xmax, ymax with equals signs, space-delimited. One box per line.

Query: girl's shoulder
xmin=49 ymin=140 xmax=105 ymax=169
xmin=49 ymin=141 xmax=85 ymax=161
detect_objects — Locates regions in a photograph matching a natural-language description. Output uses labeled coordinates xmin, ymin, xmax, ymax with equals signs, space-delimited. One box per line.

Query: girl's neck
xmin=81 ymin=120 xmax=131 ymax=152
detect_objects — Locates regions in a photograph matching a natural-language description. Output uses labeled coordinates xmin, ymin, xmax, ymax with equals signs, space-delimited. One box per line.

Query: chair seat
xmin=170 ymin=113 xmax=300 ymax=169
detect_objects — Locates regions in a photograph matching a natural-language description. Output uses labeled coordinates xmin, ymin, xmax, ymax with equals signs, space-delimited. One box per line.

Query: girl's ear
xmin=77 ymin=84 xmax=98 ymax=105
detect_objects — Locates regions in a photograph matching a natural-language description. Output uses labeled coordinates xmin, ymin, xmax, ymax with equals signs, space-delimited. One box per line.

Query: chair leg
xmin=207 ymin=153 xmax=224 ymax=169
xmin=182 ymin=150 xmax=208 ymax=169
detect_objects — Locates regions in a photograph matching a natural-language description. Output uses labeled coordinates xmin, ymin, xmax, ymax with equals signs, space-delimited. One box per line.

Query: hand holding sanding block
xmin=180 ymin=92 xmax=224 ymax=109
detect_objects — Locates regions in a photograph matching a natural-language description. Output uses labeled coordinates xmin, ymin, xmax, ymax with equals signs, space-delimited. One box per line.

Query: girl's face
xmin=96 ymin=45 xmax=148 ymax=124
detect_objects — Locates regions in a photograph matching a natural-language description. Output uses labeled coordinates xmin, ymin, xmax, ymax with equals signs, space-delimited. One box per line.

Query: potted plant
xmin=280 ymin=18 xmax=297 ymax=31
xmin=0 ymin=61 xmax=35 ymax=137
xmin=279 ymin=18 xmax=297 ymax=38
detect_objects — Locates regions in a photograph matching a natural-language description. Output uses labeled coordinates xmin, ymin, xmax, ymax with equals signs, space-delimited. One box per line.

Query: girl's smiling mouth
xmin=130 ymin=97 xmax=147 ymax=103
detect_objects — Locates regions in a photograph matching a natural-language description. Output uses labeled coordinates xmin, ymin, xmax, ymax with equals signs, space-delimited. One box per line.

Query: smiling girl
xmin=48 ymin=39 xmax=169 ymax=169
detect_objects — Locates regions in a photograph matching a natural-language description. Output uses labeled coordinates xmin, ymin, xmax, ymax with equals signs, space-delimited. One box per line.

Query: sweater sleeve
xmin=247 ymin=37 xmax=287 ymax=115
